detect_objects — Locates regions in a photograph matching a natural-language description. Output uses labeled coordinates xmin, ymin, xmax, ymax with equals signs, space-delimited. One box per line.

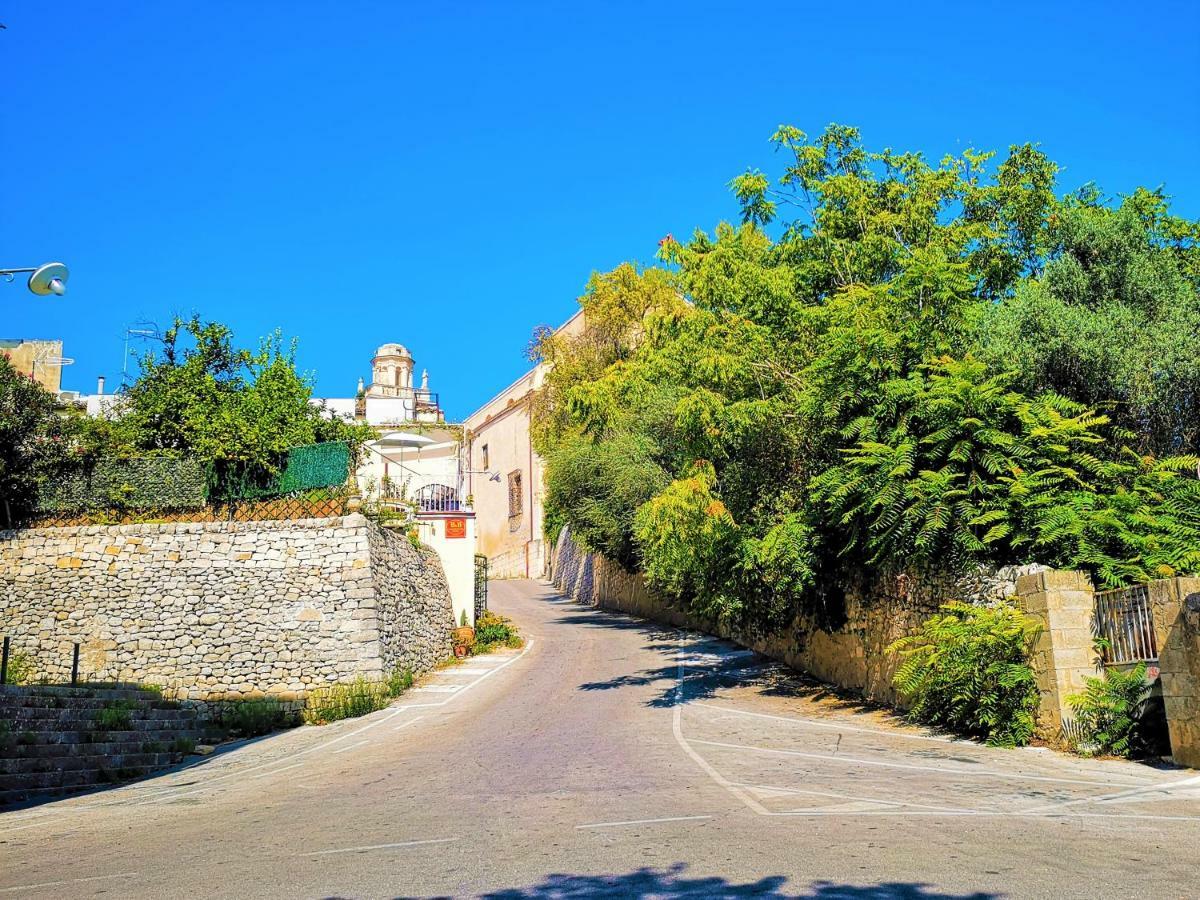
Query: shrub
xmin=386 ymin=666 xmax=414 ymax=697
xmin=2 ymin=649 xmax=37 ymax=685
xmin=472 ymin=611 xmax=523 ymax=654
xmin=94 ymin=700 xmax=138 ymax=731
xmin=170 ymin=737 xmax=197 ymax=755
xmin=216 ymin=698 xmax=295 ymax=737
xmin=1066 ymin=661 xmax=1154 ymax=758
xmin=889 ymin=601 xmax=1042 ymax=747
xmin=303 ymin=677 xmax=391 ymax=725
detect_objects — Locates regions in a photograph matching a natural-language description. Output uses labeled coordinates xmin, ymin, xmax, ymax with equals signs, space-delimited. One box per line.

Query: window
xmin=481 ymin=443 xmax=489 ymax=471
xmin=508 ymin=470 xmax=523 ymax=519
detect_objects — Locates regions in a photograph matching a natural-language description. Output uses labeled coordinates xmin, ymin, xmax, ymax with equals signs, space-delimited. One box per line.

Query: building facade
xmin=463 ymin=310 xmax=585 ymax=579
xmin=1 ymin=338 xmax=66 ymax=394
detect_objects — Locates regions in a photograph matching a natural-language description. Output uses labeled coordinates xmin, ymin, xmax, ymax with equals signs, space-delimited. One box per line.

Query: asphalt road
xmin=1 ymin=579 xmax=1198 ymax=899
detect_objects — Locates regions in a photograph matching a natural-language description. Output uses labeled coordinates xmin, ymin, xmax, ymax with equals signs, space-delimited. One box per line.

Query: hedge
xmin=36 ymin=457 xmax=209 ymax=512
xmin=278 ymin=442 xmax=351 ymax=493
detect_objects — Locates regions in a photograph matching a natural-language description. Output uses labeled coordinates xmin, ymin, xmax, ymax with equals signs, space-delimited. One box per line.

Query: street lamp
xmin=0 ymin=262 xmax=69 ymax=296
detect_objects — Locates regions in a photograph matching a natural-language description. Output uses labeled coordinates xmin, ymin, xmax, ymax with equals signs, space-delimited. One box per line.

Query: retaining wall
xmin=0 ymin=515 xmax=453 ymax=699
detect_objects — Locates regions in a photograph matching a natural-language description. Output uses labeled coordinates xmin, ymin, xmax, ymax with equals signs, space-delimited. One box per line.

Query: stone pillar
xmin=1016 ymin=569 xmax=1098 ymax=739
xmin=1153 ymin=577 xmax=1200 ymax=768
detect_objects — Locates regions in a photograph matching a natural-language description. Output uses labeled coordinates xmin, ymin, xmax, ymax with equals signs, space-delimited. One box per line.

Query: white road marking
xmin=1019 ymin=771 xmax=1200 ymax=815
xmin=729 ymin=781 xmax=975 ymax=814
xmin=433 ymin=668 xmax=492 ymax=675
xmin=575 ymin=815 xmax=713 ymax=829
xmin=306 ymin=838 xmax=457 ymax=856
xmin=332 ymin=740 xmax=369 ymax=754
xmin=413 ymin=684 xmax=462 ymax=693
xmin=393 ymin=715 xmax=425 ymax=732
xmin=126 ymin=789 xmax=206 ymax=807
xmin=671 ymin=654 xmax=771 ymax=816
xmin=252 ymin=763 xmax=304 ymax=779
xmin=765 ymin=808 xmax=1200 ymax=822
xmin=0 ymin=872 xmax=139 ymax=894
xmin=689 ymin=738 xmax=1125 ymax=787
xmin=694 ymin=702 xmax=962 ymax=746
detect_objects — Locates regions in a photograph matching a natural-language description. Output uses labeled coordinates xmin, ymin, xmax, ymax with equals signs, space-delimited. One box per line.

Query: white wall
xmin=415 ymin=513 xmax=478 ymax=625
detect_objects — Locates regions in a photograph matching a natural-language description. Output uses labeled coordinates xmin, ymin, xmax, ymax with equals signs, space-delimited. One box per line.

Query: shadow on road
xmin=424 ymin=862 xmax=999 ymax=898
xmin=555 ymin=600 xmax=903 ymax=725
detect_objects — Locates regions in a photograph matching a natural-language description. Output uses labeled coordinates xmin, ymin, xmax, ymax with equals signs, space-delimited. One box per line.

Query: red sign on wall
xmin=445 ymin=518 xmax=466 ymax=539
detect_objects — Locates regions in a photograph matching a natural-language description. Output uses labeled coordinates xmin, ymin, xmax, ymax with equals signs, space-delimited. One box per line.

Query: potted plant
xmin=452 ymin=610 xmax=475 ymax=658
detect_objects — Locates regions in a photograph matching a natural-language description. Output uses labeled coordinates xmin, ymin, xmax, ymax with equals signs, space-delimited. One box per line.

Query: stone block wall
xmin=0 ymin=515 xmax=453 ymax=700
xmin=1014 ymin=569 xmax=1098 ymax=738
xmin=1150 ymin=577 xmax=1200 ymax=768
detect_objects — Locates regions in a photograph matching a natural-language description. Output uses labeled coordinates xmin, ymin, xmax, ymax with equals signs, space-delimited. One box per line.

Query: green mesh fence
xmin=277 ymin=442 xmax=351 ymax=493
xmin=36 ymin=457 xmax=209 ymax=512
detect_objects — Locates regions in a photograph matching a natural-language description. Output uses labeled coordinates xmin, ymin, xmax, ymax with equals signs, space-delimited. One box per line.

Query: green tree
xmin=536 ymin=123 xmax=1200 ymax=628
xmin=981 ymin=187 xmax=1200 ymax=454
xmin=0 ymin=355 xmax=89 ymax=523
xmin=93 ymin=317 xmax=372 ymax=494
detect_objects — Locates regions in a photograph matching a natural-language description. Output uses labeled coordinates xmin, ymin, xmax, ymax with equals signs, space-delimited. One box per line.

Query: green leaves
xmin=889 ymin=601 xmax=1042 ymax=746
xmin=536 ymin=121 xmax=1200 ymax=634
xmin=82 ymin=317 xmax=373 ymax=498
xmin=1066 ymin=662 xmax=1154 ymax=757
xmin=811 ymin=356 xmax=1109 ymax=569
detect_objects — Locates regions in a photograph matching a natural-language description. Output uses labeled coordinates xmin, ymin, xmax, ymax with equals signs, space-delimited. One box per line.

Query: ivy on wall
xmin=36 ymin=457 xmax=209 ymax=512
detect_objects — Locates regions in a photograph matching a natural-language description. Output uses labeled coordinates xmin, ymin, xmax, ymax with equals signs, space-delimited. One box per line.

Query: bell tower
xmin=368 ymin=343 xmax=415 ymax=397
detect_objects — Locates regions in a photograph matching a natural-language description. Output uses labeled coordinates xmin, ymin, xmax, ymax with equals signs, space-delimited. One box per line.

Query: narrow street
xmin=1 ymin=580 xmax=1197 ymax=899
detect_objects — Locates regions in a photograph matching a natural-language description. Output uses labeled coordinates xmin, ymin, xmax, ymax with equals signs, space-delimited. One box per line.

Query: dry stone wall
xmin=368 ymin=525 xmax=454 ymax=676
xmin=0 ymin=515 xmax=453 ymax=700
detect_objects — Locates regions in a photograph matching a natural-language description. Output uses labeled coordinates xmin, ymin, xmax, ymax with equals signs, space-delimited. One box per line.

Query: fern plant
xmin=1066 ymin=662 xmax=1152 ymax=758
xmin=889 ymin=600 xmax=1042 ymax=746
xmin=1031 ymin=453 xmax=1200 ymax=587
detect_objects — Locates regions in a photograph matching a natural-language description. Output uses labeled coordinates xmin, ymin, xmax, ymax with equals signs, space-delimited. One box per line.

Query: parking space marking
xmin=729 ymin=781 xmax=975 ymax=814
xmin=0 ymin=872 xmax=139 ymax=894
xmin=306 ymin=837 xmax=458 ymax=856
xmin=575 ymin=815 xmax=713 ymax=829
xmin=694 ymin=702 xmax=962 ymax=746
xmin=688 ymin=737 xmax=1128 ymax=787
xmin=669 ymin=639 xmax=1200 ymax=826
xmin=1020 ymin=771 xmax=1200 ymax=815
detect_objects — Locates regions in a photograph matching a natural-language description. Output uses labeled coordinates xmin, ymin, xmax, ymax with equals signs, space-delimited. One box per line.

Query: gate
xmin=473 ymin=554 xmax=489 ymax=621
xmin=1094 ymin=584 xmax=1158 ymax=664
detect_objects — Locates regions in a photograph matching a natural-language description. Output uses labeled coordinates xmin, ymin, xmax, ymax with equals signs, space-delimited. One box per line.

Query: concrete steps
xmin=0 ymin=684 xmax=219 ymax=805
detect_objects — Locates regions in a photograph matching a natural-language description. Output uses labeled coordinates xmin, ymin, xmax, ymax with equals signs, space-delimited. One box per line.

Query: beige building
xmin=1 ymin=338 xmax=66 ymax=393
xmin=464 ymin=310 xmax=586 ymax=578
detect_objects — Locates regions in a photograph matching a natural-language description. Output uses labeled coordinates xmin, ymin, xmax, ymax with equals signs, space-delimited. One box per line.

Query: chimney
xmin=97 ymin=375 xmax=106 ymax=396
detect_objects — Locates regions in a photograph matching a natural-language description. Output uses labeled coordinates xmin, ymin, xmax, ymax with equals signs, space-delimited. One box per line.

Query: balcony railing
xmin=380 ymin=480 xmax=468 ymax=514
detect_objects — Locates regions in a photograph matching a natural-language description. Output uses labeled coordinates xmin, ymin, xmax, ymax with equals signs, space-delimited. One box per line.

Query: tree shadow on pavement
xmin=554 ymin=597 xmax=952 ymax=736
xmin=450 ymin=862 xmax=999 ymax=898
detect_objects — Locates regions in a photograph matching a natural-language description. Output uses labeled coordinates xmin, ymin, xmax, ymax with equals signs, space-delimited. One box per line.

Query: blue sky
xmin=3 ymin=1 xmax=1197 ymax=420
